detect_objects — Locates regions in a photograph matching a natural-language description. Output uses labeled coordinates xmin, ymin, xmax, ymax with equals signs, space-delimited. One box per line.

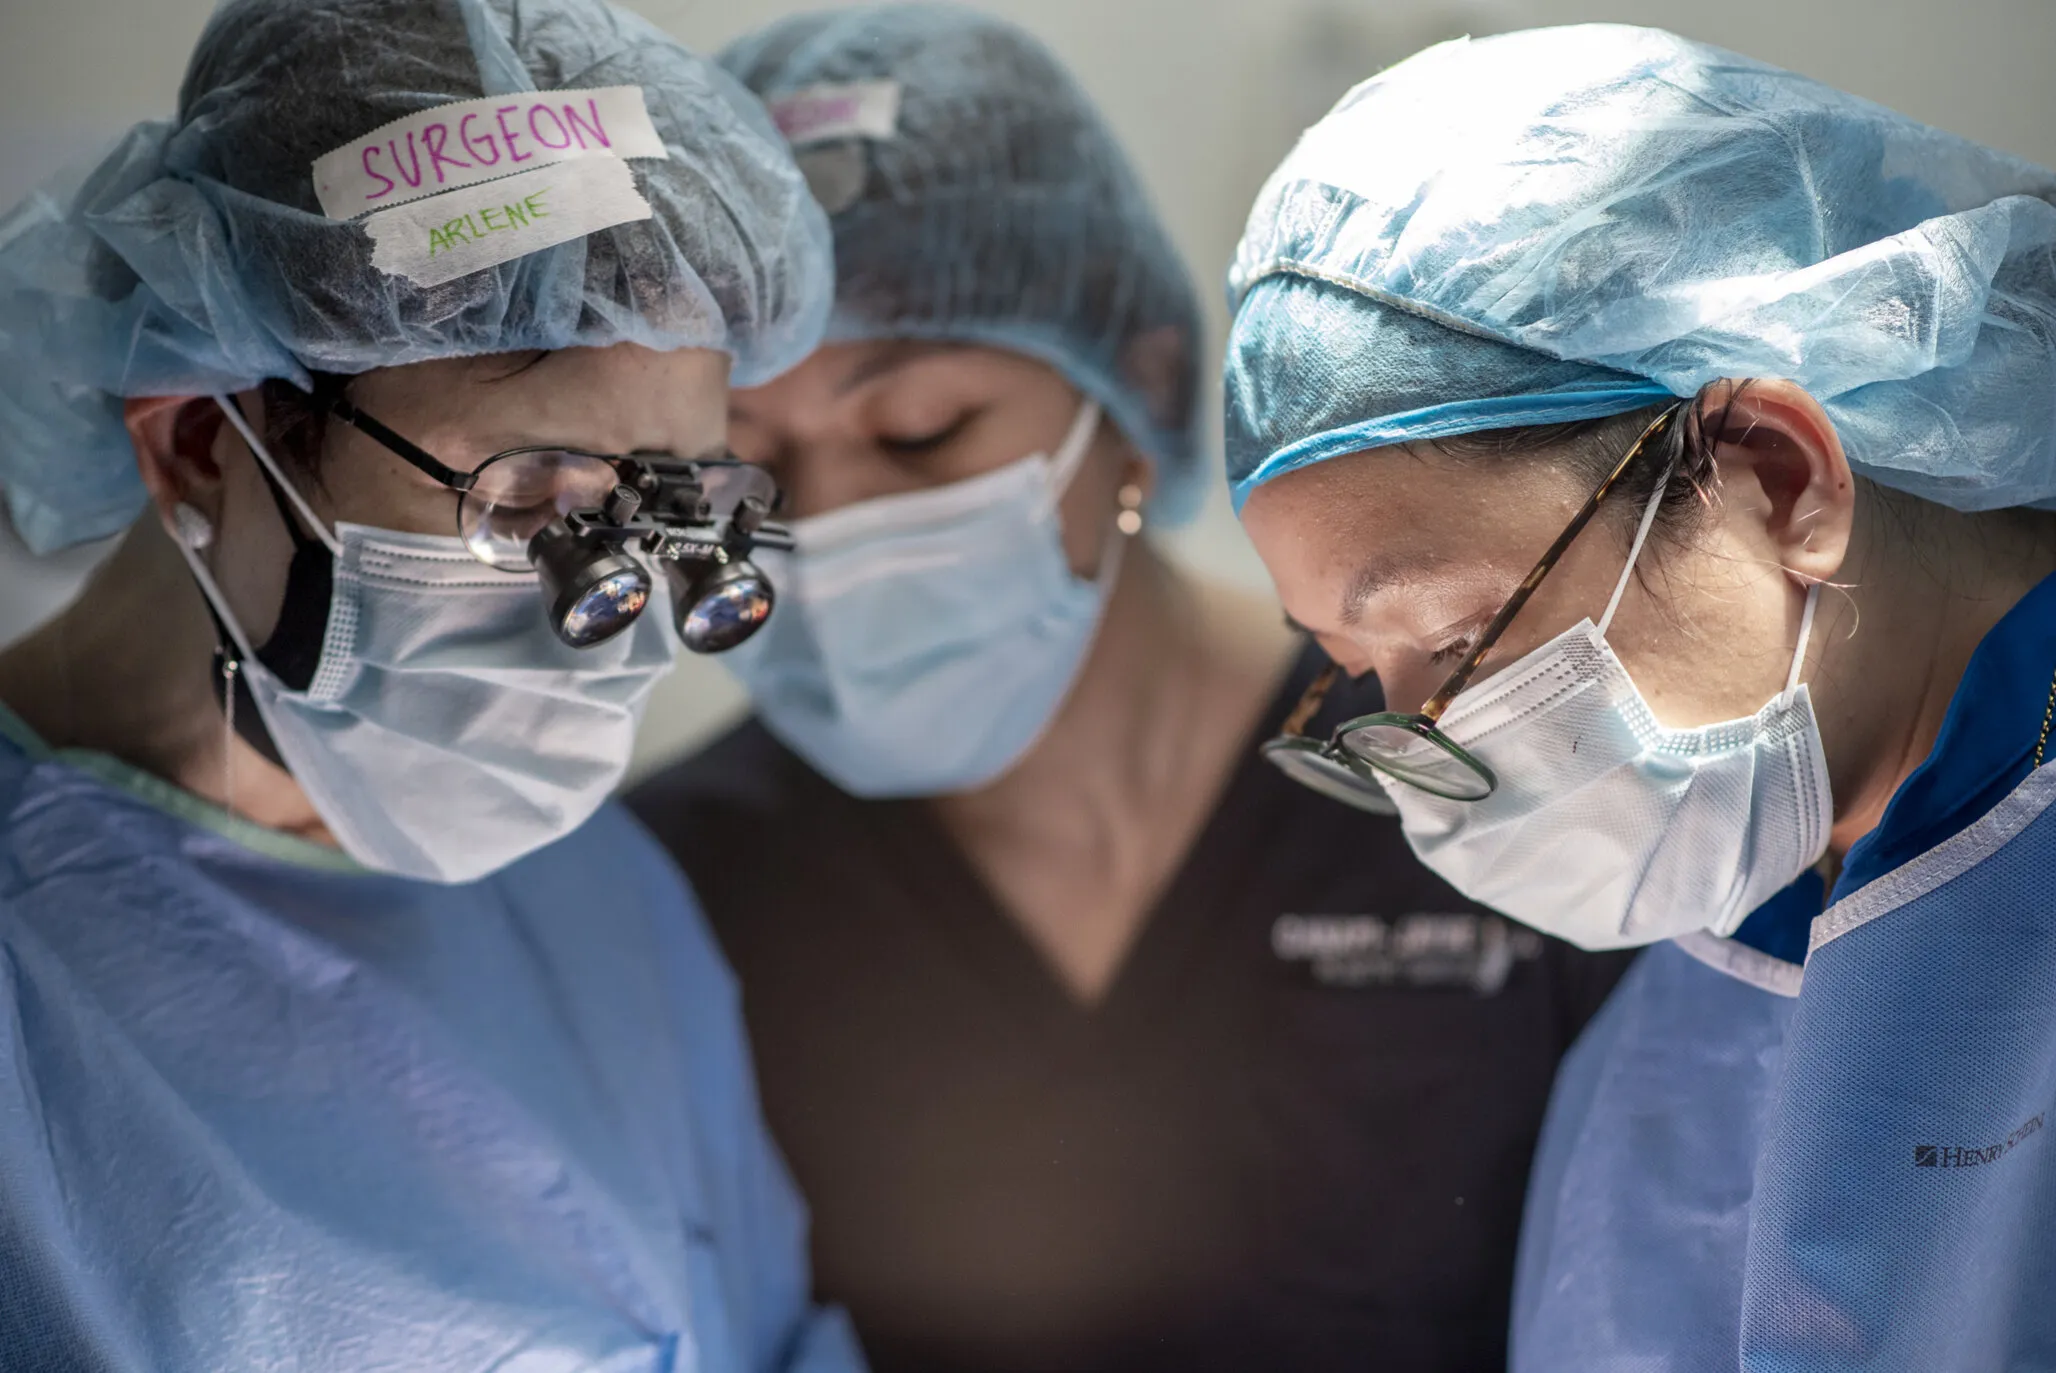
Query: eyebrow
xmin=1338 ymin=551 xmax=1445 ymax=627
xmin=836 ymin=340 xmax=957 ymax=396
xmin=479 ymin=349 xmax=554 ymax=385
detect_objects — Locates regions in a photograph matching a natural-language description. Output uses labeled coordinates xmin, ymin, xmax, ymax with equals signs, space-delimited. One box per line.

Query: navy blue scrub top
xmin=629 ymin=647 xmax=1636 ymax=1373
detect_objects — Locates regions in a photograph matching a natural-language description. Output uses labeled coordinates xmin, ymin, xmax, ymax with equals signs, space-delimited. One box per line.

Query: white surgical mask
xmin=174 ymin=399 xmax=677 ymax=884
xmin=725 ymin=398 xmax=1113 ymax=797
xmin=1373 ymin=478 xmax=1834 ymax=950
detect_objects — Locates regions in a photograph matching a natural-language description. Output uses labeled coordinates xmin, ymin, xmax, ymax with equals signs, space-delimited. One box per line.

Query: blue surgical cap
xmin=721 ymin=4 xmax=1207 ymax=523
xmin=0 ymin=0 xmax=833 ymax=553
xmin=1225 ymin=25 xmax=2056 ymax=514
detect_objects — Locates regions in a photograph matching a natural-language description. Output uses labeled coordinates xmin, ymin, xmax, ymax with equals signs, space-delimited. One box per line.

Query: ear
xmin=125 ymin=394 xmax=232 ymax=540
xmin=1118 ymin=323 xmax=1192 ymax=430
xmin=1120 ymin=450 xmax=1155 ymax=504
xmin=1700 ymin=379 xmax=1855 ymax=589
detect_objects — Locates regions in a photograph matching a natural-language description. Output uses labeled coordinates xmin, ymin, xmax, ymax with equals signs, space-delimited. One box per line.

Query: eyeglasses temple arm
xmin=322 ymin=390 xmax=477 ymax=492
xmin=1280 ymin=663 xmax=1340 ymax=737
xmin=1417 ymin=406 xmax=1680 ymax=721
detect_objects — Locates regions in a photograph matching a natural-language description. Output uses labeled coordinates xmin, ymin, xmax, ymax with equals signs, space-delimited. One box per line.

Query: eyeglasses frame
xmin=1266 ymin=401 xmax=1689 ymax=803
xmin=317 ymin=385 xmax=768 ymax=567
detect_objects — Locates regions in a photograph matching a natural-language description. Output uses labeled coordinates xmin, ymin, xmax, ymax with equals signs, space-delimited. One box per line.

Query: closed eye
xmin=1427 ymin=635 xmax=1476 ymax=667
xmin=878 ymin=411 xmax=976 ymax=456
xmin=1283 ymin=613 xmax=1377 ymax=684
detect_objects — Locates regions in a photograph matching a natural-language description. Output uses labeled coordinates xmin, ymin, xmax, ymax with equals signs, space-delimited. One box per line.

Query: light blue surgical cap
xmin=721 ymin=4 xmax=1207 ymax=523
xmin=1225 ymin=25 xmax=2056 ymax=514
xmin=0 ymin=0 xmax=833 ymax=553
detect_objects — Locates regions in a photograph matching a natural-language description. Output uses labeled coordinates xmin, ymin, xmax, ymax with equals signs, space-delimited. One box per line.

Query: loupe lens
xmin=667 ymin=559 xmax=774 ymax=653
xmin=530 ymin=520 xmax=651 ymax=648
xmin=560 ymin=568 xmax=651 ymax=647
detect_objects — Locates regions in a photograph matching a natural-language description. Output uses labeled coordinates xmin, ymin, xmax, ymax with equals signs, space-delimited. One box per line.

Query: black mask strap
xmin=205 ymin=435 xmax=336 ymax=767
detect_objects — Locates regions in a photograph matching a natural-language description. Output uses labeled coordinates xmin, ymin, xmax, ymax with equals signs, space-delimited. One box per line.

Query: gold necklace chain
xmin=2037 ymin=663 xmax=2056 ymax=769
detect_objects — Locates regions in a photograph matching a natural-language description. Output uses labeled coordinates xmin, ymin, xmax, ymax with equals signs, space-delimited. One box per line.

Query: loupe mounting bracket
xmin=561 ymin=462 xmax=793 ymax=568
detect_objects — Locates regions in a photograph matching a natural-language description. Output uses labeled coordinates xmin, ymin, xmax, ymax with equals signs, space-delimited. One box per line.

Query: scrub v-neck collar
xmin=842 ymin=649 xmax=1325 ymax=1034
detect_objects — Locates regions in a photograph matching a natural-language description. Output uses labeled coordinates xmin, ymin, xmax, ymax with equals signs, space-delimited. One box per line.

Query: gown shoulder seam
xmin=1812 ymin=762 xmax=2056 ymax=955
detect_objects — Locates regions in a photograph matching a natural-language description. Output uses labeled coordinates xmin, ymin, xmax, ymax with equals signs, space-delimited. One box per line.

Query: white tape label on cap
xmin=312 ymin=86 xmax=665 ymax=220
xmin=361 ymin=156 xmax=652 ymax=288
xmin=769 ymin=81 xmax=900 ymax=148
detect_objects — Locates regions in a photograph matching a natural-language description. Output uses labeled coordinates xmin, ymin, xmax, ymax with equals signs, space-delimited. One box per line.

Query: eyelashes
xmin=1427 ymin=634 xmax=1477 ymax=667
xmin=877 ymin=409 xmax=978 ymax=456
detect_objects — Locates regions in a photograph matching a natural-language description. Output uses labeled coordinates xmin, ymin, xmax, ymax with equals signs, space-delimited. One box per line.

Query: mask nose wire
xmin=212 ymin=394 xmax=345 ymax=559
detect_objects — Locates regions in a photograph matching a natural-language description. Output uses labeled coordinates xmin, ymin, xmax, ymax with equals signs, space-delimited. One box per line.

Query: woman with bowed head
xmin=1226 ymin=26 xmax=2056 ymax=1370
xmin=0 ymin=0 xmax=861 ymax=1368
xmin=630 ymin=8 xmax=1636 ymax=1370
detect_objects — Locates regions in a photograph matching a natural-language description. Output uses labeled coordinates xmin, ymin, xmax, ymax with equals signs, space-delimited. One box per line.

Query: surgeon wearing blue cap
xmin=1228 ymin=25 xmax=2056 ymax=1371
xmin=0 ymin=0 xmax=862 ymax=1368
xmin=629 ymin=8 xmax=1635 ymax=1371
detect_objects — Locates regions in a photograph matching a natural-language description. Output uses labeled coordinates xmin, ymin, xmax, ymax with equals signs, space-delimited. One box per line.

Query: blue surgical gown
xmin=0 ymin=708 xmax=864 ymax=1373
xmin=1514 ymin=572 xmax=2056 ymax=1371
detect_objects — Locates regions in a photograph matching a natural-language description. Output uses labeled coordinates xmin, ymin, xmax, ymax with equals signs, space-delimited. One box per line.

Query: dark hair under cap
xmin=0 ymin=0 xmax=832 ymax=552
xmin=722 ymin=3 xmax=1207 ymax=522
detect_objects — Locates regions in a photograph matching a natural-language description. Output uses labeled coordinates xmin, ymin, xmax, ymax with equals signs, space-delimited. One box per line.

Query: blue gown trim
xmin=1677 ymin=570 xmax=2056 ymax=988
xmin=1833 ymin=570 xmax=2056 ymax=902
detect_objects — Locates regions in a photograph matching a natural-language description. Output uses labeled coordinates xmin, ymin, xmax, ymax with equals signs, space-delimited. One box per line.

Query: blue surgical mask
xmin=173 ymin=401 xmax=678 ymax=883
xmin=725 ymin=399 xmax=1114 ymax=797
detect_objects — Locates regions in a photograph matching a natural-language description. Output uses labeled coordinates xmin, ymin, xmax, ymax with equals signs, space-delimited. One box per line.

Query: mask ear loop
xmin=212 ymin=395 xmax=343 ymax=558
xmin=1050 ymin=399 xmax=1132 ymax=597
xmin=1046 ymin=398 xmax=1104 ymax=500
xmin=182 ymin=397 xmax=335 ymax=812
xmin=1783 ymin=582 xmax=1821 ymax=703
xmin=1597 ymin=458 xmax=1676 ymax=639
xmin=170 ymin=507 xmax=257 ymax=818
xmin=1589 ymin=444 xmax=1822 ymax=703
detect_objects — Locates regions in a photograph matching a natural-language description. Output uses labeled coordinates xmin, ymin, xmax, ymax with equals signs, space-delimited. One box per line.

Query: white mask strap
xmin=1590 ymin=461 xmax=1821 ymax=702
xmin=1784 ymin=582 xmax=1821 ymax=700
xmin=1050 ymin=397 xmax=1128 ymax=597
xmin=212 ymin=394 xmax=345 ymax=558
xmin=1046 ymin=398 xmax=1103 ymax=498
xmin=1591 ymin=459 xmax=1821 ymax=698
xmin=172 ymin=519 xmax=258 ymax=663
xmin=1597 ymin=463 xmax=1675 ymax=638
xmin=1090 ymin=505 xmax=1129 ymax=594
xmin=170 ymin=510 xmax=258 ymax=817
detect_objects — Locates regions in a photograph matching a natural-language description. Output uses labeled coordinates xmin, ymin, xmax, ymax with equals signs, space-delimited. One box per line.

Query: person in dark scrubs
xmin=629 ymin=8 xmax=1635 ymax=1370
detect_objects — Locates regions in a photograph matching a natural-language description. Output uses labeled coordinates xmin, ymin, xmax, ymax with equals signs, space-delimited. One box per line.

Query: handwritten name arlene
xmin=426 ymin=188 xmax=551 ymax=259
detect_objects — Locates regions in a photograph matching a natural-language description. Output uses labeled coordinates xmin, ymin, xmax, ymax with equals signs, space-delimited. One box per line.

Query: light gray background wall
xmin=4 ymin=0 xmax=2052 ymax=776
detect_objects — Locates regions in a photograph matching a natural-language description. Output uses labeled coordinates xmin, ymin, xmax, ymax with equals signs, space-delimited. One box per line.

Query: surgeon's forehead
xmin=1243 ymin=442 xmax=1570 ymax=625
xmin=732 ymin=338 xmax=1065 ymax=421
xmin=347 ymin=342 xmax=731 ymax=465
xmin=828 ymin=340 xmax=968 ymax=392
